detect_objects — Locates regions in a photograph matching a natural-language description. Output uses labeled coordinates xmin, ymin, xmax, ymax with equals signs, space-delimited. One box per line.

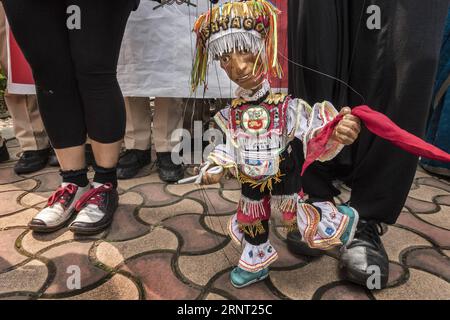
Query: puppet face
xmin=219 ymin=50 xmax=265 ymax=91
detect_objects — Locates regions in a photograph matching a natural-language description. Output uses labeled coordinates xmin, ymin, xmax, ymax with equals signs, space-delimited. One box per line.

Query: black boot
xmin=14 ymin=148 xmax=50 ymax=174
xmin=286 ymin=230 xmax=327 ymax=257
xmin=117 ymin=149 xmax=151 ymax=180
xmin=339 ymin=219 xmax=389 ymax=289
xmin=156 ymin=152 xmax=184 ymax=183
xmin=0 ymin=139 xmax=9 ymax=163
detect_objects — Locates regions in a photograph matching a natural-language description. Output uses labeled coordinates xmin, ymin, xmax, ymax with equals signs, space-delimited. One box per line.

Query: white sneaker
xmin=69 ymin=182 xmax=118 ymax=235
xmin=29 ymin=183 xmax=90 ymax=232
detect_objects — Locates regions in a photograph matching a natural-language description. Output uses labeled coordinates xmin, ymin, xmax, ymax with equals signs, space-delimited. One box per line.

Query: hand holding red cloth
xmin=301 ymin=105 xmax=450 ymax=176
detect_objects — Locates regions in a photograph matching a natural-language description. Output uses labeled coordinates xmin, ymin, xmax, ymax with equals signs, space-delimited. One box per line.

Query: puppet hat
xmin=191 ymin=0 xmax=282 ymax=91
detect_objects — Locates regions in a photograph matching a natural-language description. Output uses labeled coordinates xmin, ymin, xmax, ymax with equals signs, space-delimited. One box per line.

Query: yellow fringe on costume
xmin=282 ymin=219 xmax=298 ymax=232
xmin=271 ymin=195 xmax=298 ymax=232
xmin=231 ymin=98 xmax=248 ymax=109
xmin=265 ymin=92 xmax=288 ymax=105
xmin=279 ymin=197 xmax=297 ymax=213
xmin=238 ymin=221 xmax=266 ymax=238
xmin=231 ymin=92 xmax=288 ymax=109
xmin=238 ymin=170 xmax=285 ymax=193
xmin=280 ymin=197 xmax=298 ymax=232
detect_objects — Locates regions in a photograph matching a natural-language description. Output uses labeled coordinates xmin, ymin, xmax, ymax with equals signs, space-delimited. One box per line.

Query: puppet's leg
xmin=296 ymin=200 xmax=359 ymax=250
xmin=271 ymin=194 xmax=298 ymax=232
xmin=229 ymin=188 xmax=277 ymax=288
xmin=270 ymin=189 xmax=358 ymax=250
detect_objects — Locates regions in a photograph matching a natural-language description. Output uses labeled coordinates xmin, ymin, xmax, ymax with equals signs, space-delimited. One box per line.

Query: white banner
xmin=117 ymin=0 xmax=236 ymax=98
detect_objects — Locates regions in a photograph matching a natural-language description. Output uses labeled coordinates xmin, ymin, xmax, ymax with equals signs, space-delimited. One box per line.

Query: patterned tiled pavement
xmin=0 ymin=138 xmax=449 ymax=300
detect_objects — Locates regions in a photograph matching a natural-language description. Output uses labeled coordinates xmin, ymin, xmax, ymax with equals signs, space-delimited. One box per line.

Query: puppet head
xmin=191 ymin=0 xmax=282 ymax=91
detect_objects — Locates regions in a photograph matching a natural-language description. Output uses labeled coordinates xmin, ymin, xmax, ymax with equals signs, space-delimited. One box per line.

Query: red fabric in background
xmin=301 ymin=105 xmax=450 ymax=176
xmin=9 ymin=30 xmax=34 ymax=85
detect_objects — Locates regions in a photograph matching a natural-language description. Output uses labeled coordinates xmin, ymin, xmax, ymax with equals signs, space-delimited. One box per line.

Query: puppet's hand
xmin=202 ymin=169 xmax=225 ymax=185
xmin=194 ymin=164 xmax=225 ymax=185
xmin=332 ymin=107 xmax=361 ymax=145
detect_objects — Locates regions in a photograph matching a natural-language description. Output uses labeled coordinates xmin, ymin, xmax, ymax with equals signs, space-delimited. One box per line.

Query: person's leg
xmin=154 ymin=97 xmax=185 ymax=182
xmin=230 ymin=185 xmax=274 ymax=288
xmin=420 ymin=17 xmax=450 ymax=177
xmin=291 ymin=0 xmax=447 ymax=223
xmin=347 ymin=0 xmax=448 ymax=224
xmin=340 ymin=0 xmax=449 ymax=288
xmin=124 ymin=97 xmax=152 ymax=151
xmin=68 ymin=0 xmax=135 ymax=177
xmin=5 ymin=94 xmax=53 ymax=173
xmin=66 ymin=0 xmax=135 ymax=234
xmin=288 ymin=0 xmax=448 ymax=288
xmin=2 ymin=0 xmax=90 ymax=231
xmin=278 ymin=139 xmax=347 ymax=256
xmin=118 ymin=96 xmax=152 ymax=179
xmin=5 ymin=95 xmax=49 ymax=151
xmin=288 ymin=0 xmax=351 ymax=106
xmin=2 ymin=0 xmax=87 ymax=155
xmin=0 ymin=2 xmax=51 ymax=172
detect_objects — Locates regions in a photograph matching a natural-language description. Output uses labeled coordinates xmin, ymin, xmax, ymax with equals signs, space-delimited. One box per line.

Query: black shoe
xmin=14 ymin=148 xmax=50 ymax=174
xmin=48 ymin=149 xmax=60 ymax=167
xmin=339 ymin=219 xmax=389 ymax=289
xmin=286 ymin=230 xmax=327 ymax=257
xmin=156 ymin=152 xmax=184 ymax=183
xmin=117 ymin=149 xmax=151 ymax=180
xmin=0 ymin=139 xmax=9 ymax=163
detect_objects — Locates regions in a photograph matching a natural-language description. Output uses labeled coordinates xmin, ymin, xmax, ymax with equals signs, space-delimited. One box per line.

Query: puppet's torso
xmin=210 ymin=89 xmax=343 ymax=187
xmin=218 ymin=93 xmax=295 ymax=182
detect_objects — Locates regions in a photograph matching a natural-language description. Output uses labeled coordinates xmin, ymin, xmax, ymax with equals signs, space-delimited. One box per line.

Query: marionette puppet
xmin=185 ymin=0 xmax=450 ymax=289
xmin=185 ymin=0 xmax=362 ymax=289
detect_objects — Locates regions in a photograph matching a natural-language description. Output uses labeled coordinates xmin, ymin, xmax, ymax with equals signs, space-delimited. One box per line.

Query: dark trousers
xmin=2 ymin=0 xmax=136 ymax=148
xmin=288 ymin=0 xmax=449 ymax=224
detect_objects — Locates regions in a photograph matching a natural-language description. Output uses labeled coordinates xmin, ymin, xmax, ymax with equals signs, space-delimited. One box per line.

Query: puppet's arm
xmin=289 ymin=99 xmax=360 ymax=162
xmin=197 ymin=108 xmax=238 ymax=185
xmin=198 ymin=143 xmax=237 ymax=184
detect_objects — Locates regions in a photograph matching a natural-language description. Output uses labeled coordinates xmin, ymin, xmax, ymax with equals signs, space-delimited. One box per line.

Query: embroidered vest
xmin=228 ymin=93 xmax=291 ymax=182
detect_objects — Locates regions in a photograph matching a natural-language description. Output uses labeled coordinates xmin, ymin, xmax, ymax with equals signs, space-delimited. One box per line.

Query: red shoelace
xmin=74 ymin=183 xmax=113 ymax=211
xmin=47 ymin=184 xmax=78 ymax=207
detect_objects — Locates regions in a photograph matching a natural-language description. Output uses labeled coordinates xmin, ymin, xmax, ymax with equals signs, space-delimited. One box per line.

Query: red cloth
xmin=301 ymin=105 xmax=450 ymax=176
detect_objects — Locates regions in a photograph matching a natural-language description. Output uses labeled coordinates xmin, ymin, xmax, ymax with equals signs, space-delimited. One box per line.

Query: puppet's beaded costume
xmin=192 ymin=0 xmax=359 ymax=288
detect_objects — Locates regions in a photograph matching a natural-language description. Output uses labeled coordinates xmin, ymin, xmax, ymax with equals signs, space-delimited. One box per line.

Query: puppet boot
xmin=230 ymin=267 xmax=269 ymax=288
xmin=337 ymin=205 xmax=359 ymax=247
